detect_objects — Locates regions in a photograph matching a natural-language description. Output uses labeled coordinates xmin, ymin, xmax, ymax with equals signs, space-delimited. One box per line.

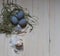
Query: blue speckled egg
xmin=16 ymin=11 xmax=24 ymax=20
xmin=19 ymin=19 xmax=27 ymax=28
xmin=11 ymin=16 xmax=18 ymax=25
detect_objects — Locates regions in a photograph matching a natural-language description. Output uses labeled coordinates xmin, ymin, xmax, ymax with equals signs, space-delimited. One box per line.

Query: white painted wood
xmin=22 ymin=0 xmax=49 ymax=56
xmin=38 ymin=0 xmax=49 ymax=56
xmin=0 ymin=34 xmax=5 ymax=56
xmin=50 ymin=0 xmax=60 ymax=56
xmin=49 ymin=0 xmax=55 ymax=56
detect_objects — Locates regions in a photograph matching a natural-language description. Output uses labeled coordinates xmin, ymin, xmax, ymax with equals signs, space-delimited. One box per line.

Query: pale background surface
xmin=0 ymin=0 xmax=60 ymax=56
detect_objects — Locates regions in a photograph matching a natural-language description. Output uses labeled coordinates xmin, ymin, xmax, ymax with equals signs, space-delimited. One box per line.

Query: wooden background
xmin=0 ymin=0 xmax=60 ymax=56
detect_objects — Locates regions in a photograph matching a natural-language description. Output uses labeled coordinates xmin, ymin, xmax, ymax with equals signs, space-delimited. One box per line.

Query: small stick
xmin=3 ymin=0 xmax=4 ymax=6
xmin=12 ymin=0 xmax=13 ymax=4
xmin=15 ymin=0 xmax=17 ymax=4
xmin=7 ymin=0 xmax=8 ymax=4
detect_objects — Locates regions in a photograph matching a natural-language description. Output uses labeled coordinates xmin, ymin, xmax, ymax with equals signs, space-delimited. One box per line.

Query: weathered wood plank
xmin=50 ymin=0 xmax=60 ymax=56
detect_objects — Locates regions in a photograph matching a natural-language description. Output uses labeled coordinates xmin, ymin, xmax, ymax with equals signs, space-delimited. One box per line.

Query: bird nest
xmin=0 ymin=3 xmax=37 ymax=35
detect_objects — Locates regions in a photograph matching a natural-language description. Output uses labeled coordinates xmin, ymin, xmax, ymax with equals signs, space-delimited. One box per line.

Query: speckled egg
xmin=16 ymin=10 xmax=24 ymax=20
xmin=19 ymin=18 xmax=27 ymax=28
xmin=11 ymin=16 xmax=18 ymax=25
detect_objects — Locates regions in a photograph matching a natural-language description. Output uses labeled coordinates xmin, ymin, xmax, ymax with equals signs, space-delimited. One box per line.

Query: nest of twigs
xmin=0 ymin=3 xmax=37 ymax=35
